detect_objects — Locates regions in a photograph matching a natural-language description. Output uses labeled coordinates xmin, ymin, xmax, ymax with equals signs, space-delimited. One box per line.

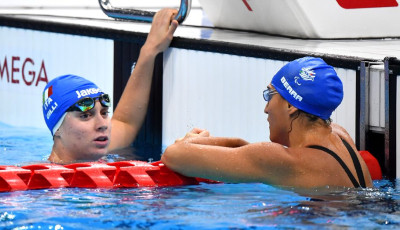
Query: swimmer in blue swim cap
xmin=42 ymin=9 xmax=179 ymax=164
xmin=162 ymin=57 xmax=373 ymax=189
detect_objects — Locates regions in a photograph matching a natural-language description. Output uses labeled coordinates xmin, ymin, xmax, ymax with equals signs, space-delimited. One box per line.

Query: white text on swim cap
xmin=76 ymin=88 xmax=101 ymax=98
xmin=43 ymin=97 xmax=52 ymax=110
xmin=46 ymin=102 xmax=58 ymax=120
xmin=281 ymin=76 xmax=303 ymax=102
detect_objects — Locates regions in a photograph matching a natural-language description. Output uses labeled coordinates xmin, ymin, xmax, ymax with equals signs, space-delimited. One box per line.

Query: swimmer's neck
xmin=48 ymin=149 xmax=64 ymax=164
xmin=48 ymin=148 xmax=75 ymax=164
xmin=287 ymin=119 xmax=333 ymax=148
xmin=48 ymin=147 xmax=82 ymax=164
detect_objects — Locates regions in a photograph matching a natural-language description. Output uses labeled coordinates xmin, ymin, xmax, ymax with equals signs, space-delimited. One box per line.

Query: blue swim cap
xmin=271 ymin=57 xmax=343 ymax=120
xmin=42 ymin=74 xmax=105 ymax=135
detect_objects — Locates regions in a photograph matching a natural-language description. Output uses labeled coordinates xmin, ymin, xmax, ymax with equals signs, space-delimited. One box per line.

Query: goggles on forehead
xmin=67 ymin=94 xmax=111 ymax=112
xmin=263 ymin=88 xmax=278 ymax=102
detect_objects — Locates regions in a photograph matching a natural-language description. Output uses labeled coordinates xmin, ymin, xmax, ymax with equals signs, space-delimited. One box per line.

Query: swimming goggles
xmin=67 ymin=94 xmax=111 ymax=112
xmin=263 ymin=88 xmax=278 ymax=102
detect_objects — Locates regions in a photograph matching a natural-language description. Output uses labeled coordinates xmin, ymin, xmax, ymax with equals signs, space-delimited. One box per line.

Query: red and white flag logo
xmin=43 ymin=85 xmax=53 ymax=105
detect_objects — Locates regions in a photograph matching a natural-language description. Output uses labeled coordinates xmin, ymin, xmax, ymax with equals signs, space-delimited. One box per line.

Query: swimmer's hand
xmin=143 ymin=8 xmax=179 ymax=56
xmin=175 ymin=128 xmax=210 ymax=143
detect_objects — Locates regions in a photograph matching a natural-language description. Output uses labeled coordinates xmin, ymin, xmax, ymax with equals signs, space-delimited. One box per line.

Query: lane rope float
xmin=0 ymin=150 xmax=382 ymax=192
xmin=0 ymin=161 xmax=218 ymax=192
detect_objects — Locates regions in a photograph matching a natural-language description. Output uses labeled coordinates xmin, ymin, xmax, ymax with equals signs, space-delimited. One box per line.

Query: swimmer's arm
xmin=109 ymin=9 xmax=178 ymax=151
xmin=183 ymin=136 xmax=249 ymax=148
xmin=175 ymin=128 xmax=249 ymax=147
xmin=161 ymin=140 xmax=296 ymax=184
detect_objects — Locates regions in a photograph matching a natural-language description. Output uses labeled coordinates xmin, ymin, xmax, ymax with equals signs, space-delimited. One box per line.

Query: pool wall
xmin=0 ymin=12 xmax=399 ymax=178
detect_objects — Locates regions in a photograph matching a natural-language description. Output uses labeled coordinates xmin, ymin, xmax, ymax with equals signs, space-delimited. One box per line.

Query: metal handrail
xmin=98 ymin=0 xmax=191 ymax=23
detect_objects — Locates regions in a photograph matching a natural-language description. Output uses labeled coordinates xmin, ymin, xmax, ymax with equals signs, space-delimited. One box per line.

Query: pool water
xmin=0 ymin=123 xmax=53 ymax=165
xmin=0 ymin=123 xmax=399 ymax=229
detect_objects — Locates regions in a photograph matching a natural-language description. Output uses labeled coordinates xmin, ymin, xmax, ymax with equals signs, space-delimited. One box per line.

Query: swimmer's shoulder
xmin=331 ymin=123 xmax=352 ymax=140
xmin=330 ymin=123 xmax=359 ymax=152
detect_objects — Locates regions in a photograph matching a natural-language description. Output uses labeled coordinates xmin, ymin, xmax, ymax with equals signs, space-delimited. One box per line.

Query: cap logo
xmin=43 ymin=85 xmax=53 ymax=106
xmin=281 ymin=76 xmax=303 ymax=102
xmin=46 ymin=102 xmax=58 ymax=120
xmin=295 ymin=67 xmax=316 ymax=85
xmin=75 ymin=88 xmax=101 ymax=98
xmin=43 ymin=85 xmax=57 ymax=120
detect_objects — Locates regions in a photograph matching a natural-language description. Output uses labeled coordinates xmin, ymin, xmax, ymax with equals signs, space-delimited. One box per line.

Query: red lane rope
xmin=0 ymin=150 xmax=381 ymax=192
xmin=0 ymin=161 xmax=218 ymax=192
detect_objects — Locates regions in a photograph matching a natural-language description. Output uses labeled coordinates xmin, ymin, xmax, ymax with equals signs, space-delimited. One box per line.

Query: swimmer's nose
xmin=95 ymin=113 xmax=109 ymax=131
xmin=264 ymin=103 xmax=269 ymax=114
xmin=97 ymin=123 xmax=108 ymax=132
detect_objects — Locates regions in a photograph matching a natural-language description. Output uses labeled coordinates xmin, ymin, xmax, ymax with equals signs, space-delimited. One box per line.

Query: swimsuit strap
xmin=307 ymin=144 xmax=361 ymax=188
xmin=341 ymin=139 xmax=366 ymax=188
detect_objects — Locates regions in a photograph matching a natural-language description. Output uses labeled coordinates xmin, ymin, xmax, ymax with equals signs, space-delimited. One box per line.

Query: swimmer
xmin=42 ymin=9 xmax=178 ymax=164
xmin=162 ymin=57 xmax=373 ymax=189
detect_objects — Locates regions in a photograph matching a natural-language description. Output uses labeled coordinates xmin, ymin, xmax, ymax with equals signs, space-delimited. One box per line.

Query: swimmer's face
xmin=264 ymin=85 xmax=291 ymax=146
xmin=55 ymin=101 xmax=111 ymax=162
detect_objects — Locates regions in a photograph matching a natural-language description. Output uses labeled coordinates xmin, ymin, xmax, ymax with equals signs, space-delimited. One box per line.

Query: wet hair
xmin=290 ymin=109 xmax=332 ymax=126
xmin=289 ymin=109 xmax=332 ymax=133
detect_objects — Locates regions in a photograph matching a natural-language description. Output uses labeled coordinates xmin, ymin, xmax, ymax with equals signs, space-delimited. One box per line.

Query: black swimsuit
xmin=308 ymin=139 xmax=366 ymax=188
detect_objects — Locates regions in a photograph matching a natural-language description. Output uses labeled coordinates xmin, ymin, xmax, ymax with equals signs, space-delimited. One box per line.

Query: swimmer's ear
xmin=287 ymin=103 xmax=298 ymax=115
xmin=53 ymin=129 xmax=61 ymax=138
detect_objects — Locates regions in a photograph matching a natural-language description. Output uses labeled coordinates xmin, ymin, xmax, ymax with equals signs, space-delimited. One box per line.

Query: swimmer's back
xmin=277 ymin=124 xmax=373 ymax=188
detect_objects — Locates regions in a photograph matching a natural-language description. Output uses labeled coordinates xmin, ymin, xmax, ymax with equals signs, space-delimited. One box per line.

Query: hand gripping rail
xmin=0 ymin=161 xmax=218 ymax=192
xmin=98 ymin=0 xmax=191 ymax=23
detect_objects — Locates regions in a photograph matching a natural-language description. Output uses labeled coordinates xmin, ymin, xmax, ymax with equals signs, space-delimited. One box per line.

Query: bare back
xmin=264 ymin=124 xmax=372 ymax=188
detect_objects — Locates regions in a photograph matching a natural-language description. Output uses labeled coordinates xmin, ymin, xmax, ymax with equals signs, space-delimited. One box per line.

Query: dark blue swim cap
xmin=271 ymin=57 xmax=343 ymax=120
xmin=42 ymin=74 xmax=105 ymax=135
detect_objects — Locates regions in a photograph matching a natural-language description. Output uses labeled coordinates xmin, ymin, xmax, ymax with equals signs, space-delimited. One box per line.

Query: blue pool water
xmin=0 ymin=123 xmax=399 ymax=229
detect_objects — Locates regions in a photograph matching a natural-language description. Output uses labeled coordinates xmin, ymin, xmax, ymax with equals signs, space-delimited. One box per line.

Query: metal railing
xmin=98 ymin=0 xmax=191 ymax=23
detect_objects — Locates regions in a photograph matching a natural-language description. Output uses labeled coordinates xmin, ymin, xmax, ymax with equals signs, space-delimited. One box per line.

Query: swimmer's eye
xmin=101 ymin=110 xmax=110 ymax=116
xmin=79 ymin=112 xmax=91 ymax=119
xmin=263 ymin=88 xmax=278 ymax=102
xmin=67 ymin=94 xmax=111 ymax=112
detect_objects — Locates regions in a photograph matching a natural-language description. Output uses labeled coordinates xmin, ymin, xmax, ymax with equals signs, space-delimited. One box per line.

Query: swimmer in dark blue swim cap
xmin=42 ymin=9 xmax=179 ymax=164
xmin=162 ymin=57 xmax=373 ymax=189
